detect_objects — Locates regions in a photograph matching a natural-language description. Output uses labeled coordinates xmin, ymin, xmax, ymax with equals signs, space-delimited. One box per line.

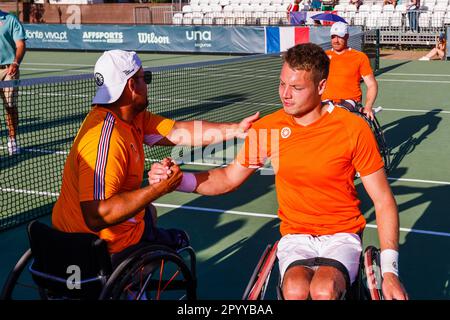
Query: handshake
xmin=148 ymin=158 xmax=183 ymax=193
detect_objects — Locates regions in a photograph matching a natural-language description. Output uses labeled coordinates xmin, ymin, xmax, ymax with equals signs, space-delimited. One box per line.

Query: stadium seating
xmin=172 ymin=0 xmax=449 ymax=35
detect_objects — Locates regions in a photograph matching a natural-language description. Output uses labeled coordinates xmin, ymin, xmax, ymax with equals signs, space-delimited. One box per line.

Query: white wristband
xmin=380 ymin=249 xmax=399 ymax=277
xmin=176 ymin=172 xmax=197 ymax=193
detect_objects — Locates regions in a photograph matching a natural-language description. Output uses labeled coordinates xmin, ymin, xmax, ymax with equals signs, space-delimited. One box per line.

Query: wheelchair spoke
xmin=161 ymin=270 xmax=180 ymax=294
xmin=136 ymin=269 xmax=154 ymax=300
xmin=123 ymin=283 xmax=137 ymax=300
xmin=156 ymin=259 xmax=165 ymax=300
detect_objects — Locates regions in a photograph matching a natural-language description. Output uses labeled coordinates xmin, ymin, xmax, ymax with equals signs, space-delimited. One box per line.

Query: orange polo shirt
xmin=322 ymin=48 xmax=373 ymax=102
xmin=52 ymin=107 xmax=175 ymax=254
xmin=237 ymin=105 xmax=384 ymax=236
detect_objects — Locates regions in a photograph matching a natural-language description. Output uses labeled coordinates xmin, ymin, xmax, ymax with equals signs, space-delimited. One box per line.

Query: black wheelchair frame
xmin=333 ymin=100 xmax=392 ymax=174
xmin=242 ymin=241 xmax=384 ymax=301
xmin=1 ymin=220 xmax=197 ymax=300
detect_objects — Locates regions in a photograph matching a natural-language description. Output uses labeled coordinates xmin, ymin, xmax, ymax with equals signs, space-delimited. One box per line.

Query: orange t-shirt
xmin=52 ymin=107 xmax=175 ymax=254
xmin=322 ymin=48 xmax=373 ymax=102
xmin=237 ymin=105 xmax=384 ymax=236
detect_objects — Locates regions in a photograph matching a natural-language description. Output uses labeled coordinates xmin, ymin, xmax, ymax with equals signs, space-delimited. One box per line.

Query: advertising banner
xmin=24 ymin=24 xmax=266 ymax=54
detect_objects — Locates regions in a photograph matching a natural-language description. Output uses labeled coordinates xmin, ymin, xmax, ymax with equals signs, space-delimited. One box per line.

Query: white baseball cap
xmin=330 ymin=22 xmax=349 ymax=38
xmin=92 ymin=50 xmax=142 ymax=105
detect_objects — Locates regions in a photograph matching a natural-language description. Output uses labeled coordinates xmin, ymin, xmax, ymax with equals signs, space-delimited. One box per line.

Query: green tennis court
xmin=1 ymin=51 xmax=449 ymax=299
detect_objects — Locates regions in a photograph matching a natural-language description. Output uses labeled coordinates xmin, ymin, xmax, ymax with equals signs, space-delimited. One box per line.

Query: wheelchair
xmin=328 ymin=99 xmax=392 ymax=174
xmin=242 ymin=241 xmax=384 ymax=300
xmin=1 ymin=220 xmax=197 ymax=300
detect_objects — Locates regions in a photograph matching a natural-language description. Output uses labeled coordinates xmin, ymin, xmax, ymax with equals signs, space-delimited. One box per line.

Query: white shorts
xmin=277 ymin=233 xmax=362 ymax=284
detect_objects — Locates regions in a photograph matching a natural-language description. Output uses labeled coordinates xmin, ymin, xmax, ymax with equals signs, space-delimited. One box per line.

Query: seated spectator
xmin=321 ymin=0 xmax=336 ymax=10
xmin=419 ymin=33 xmax=446 ymax=61
xmin=287 ymin=0 xmax=302 ymax=12
xmin=311 ymin=0 xmax=322 ymax=11
xmin=349 ymin=0 xmax=363 ymax=9
xmin=384 ymin=0 xmax=397 ymax=6
xmin=287 ymin=0 xmax=304 ymax=24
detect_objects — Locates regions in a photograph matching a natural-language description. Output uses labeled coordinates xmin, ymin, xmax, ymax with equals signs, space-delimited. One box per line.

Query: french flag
xmin=266 ymin=27 xmax=310 ymax=53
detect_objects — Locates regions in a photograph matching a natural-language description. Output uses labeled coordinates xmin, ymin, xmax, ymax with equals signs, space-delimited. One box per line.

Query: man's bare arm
xmin=80 ymin=165 xmax=182 ymax=232
xmin=194 ymin=162 xmax=257 ymax=195
xmin=362 ymin=74 xmax=378 ymax=120
xmin=156 ymin=112 xmax=259 ymax=147
xmin=361 ymin=167 xmax=408 ymax=300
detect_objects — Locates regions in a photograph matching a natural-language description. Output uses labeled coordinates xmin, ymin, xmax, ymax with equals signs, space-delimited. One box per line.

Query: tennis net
xmin=0 ymin=31 xmax=379 ymax=231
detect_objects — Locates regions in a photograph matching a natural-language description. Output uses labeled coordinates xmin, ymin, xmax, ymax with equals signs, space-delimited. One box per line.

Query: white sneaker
xmin=7 ymin=138 xmax=20 ymax=155
xmin=418 ymin=56 xmax=430 ymax=61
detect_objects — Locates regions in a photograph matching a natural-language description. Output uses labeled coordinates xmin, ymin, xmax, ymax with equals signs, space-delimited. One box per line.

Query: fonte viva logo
xmin=137 ymin=33 xmax=170 ymax=44
xmin=26 ymin=30 xmax=68 ymax=42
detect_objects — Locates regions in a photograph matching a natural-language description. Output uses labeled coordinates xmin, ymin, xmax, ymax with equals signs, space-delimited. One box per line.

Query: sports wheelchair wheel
xmin=100 ymin=245 xmax=197 ymax=300
xmin=361 ymin=246 xmax=384 ymax=300
xmin=242 ymin=242 xmax=278 ymax=300
xmin=1 ymin=221 xmax=197 ymax=300
xmin=0 ymin=249 xmax=44 ymax=300
xmin=243 ymin=241 xmax=384 ymax=300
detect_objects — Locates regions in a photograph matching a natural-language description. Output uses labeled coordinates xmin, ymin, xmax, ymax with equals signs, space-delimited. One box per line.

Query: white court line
xmin=385 ymin=73 xmax=450 ymax=77
xmin=1 ymin=147 xmax=449 ymax=186
xmin=378 ymin=79 xmax=450 ymax=84
xmin=387 ymin=177 xmax=450 ymax=185
xmin=22 ymin=68 xmax=91 ymax=73
xmin=23 ymin=62 xmax=93 ymax=67
xmin=383 ymin=108 xmax=450 ymax=114
xmin=152 ymin=203 xmax=450 ymax=238
xmin=176 ymin=161 xmax=450 ymax=185
xmin=1 ymin=187 xmax=449 ymax=238
xmin=0 ymin=188 xmax=59 ymax=197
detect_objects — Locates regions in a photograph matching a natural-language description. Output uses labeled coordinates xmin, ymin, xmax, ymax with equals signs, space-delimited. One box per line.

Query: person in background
xmin=150 ymin=43 xmax=408 ymax=300
xmin=419 ymin=33 xmax=446 ymax=61
xmin=384 ymin=0 xmax=397 ymax=7
xmin=287 ymin=0 xmax=302 ymax=22
xmin=349 ymin=0 xmax=363 ymax=9
xmin=52 ymin=50 xmax=260 ymax=255
xmin=0 ymin=9 xmax=27 ymax=155
xmin=322 ymin=22 xmax=378 ymax=120
xmin=407 ymin=0 xmax=420 ymax=32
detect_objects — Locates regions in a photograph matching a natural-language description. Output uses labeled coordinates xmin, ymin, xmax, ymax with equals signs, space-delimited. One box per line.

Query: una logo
xmin=186 ymin=31 xmax=211 ymax=41
xmin=281 ymin=127 xmax=291 ymax=139
xmin=94 ymin=73 xmax=104 ymax=86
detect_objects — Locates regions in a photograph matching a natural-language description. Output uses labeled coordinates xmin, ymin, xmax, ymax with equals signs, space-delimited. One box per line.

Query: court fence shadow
xmin=361 ymin=167 xmax=450 ymax=299
xmin=156 ymin=169 xmax=280 ymax=299
xmin=383 ymin=109 xmax=442 ymax=173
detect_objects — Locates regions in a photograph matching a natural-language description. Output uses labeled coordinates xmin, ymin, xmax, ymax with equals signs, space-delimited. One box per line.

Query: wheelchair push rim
xmin=100 ymin=247 xmax=196 ymax=300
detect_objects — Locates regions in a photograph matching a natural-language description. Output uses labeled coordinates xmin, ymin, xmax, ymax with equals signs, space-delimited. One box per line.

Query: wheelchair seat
xmin=27 ymin=220 xmax=112 ymax=299
xmin=1 ymin=220 xmax=197 ymax=300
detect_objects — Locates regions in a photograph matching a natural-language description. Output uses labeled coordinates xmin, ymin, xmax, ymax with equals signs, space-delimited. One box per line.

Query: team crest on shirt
xmin=281 ymin=127 xmax=291 ymax=139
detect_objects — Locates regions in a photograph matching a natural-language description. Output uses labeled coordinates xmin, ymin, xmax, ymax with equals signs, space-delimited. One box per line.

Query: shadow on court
xmin=375 ymin=61 xmax=410 ymax=76
xmin=395 ymin=183 xmax=450 ymax=299
xmin=383 ymin=109 xmax=442 ymax=172
xmin=360 ymin=167 xmax=450 ymax=299
xmin=156 ymin=172 xmax=280 ymax=299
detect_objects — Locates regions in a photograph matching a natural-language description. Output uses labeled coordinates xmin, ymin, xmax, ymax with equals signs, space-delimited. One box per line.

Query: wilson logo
xmin=138 ymin=33 xmax=170 ymax=44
